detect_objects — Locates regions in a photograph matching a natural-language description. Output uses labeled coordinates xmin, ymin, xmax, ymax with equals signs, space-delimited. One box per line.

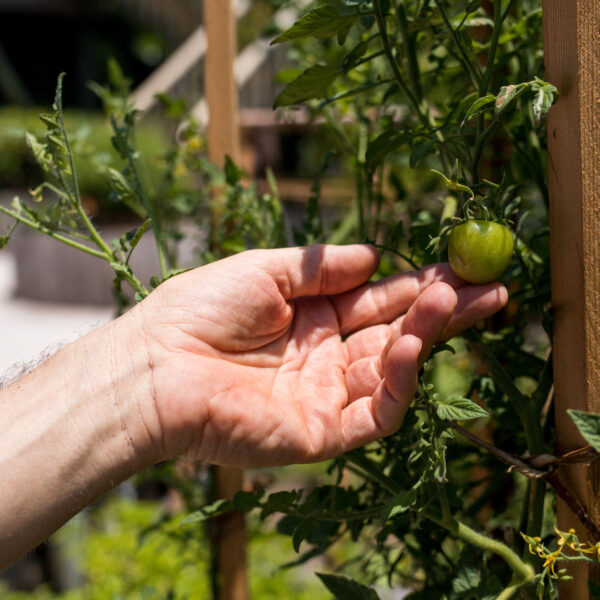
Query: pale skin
xmin=0 ymin=244 xmax=508 ymax=568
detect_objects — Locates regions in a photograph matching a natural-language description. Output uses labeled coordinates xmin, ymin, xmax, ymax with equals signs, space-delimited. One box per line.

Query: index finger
xmin=331 ymin=263 xmax=467 ymax=336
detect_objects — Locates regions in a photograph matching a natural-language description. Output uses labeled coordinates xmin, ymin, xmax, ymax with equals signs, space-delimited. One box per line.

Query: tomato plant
xmin=448 ymin=220 xmax=514 ymax=284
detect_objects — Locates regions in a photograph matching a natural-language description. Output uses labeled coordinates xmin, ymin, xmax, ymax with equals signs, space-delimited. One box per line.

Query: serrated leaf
xmin=365 ymin=130 xmax=409 ymax=171
xmin=452 ymin=566 xmax=480 ymax=593
xmin=180 ymin=499 xmax=232 ymax=525
xmin=39 ymin=113 xmax=60 ymax=130
xmin=233 ymin=490 xmax=264 ymax=513
xmin=262 ymin=490 xmax=303 ymax=516
xmin=568 ymin=410 xmax=600 ymax=452
xmin=381 ymin=489 xmax=417 ymax=520
xmin=274 ymin=65 xmax=340 ymax=108
xmin=271 ymin=6 xmax=360 ymax=45
xmin=316 ymin=573 xmax=381 ymax=600
xmin=436 ymin=396 xmax=488 ymax=421
xmin=107 ymin=168 xmax=136 ymax=202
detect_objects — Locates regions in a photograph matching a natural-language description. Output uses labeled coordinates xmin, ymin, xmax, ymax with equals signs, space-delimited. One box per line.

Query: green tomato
xmin=448 ymin=220 xmax=514 ymax=284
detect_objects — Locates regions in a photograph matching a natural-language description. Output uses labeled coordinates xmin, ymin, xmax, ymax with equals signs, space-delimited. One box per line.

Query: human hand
xmin=132 ymin=245 xmax=507 ymax=468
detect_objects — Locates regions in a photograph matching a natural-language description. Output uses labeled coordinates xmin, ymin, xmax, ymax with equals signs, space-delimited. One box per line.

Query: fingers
xmin=393 ymin=282 xmax=458 ymax=364
xmin=341 ymin=284 xmax=457 ymax=450
xmin=345 ymin=355 xmax=383 ymax=403
xmin=258 ymin=244 xmax=380 ymax=300
xmin=333 ymin=263 xmax=465 ymax=336
xmin=440 ymin=282 xmax=508 ymax=339
xmin=340 ymin=335 xmax=422 ymax=451
xmin=344 ymin=282 xmax=456 ymax=402
xmin=344 ymin=281 xmax=507 ymax=363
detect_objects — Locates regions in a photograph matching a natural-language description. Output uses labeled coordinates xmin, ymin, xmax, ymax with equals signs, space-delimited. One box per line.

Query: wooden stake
xmin=543 ymin=1 xmax=600 ymax=597
xmin=203 ymin=2 xmax=248 ymax=600
xmin=205 ymin=0 xmax=241 ymax=167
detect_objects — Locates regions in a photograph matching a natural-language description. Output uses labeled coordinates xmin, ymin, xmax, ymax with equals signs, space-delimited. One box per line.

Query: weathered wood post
xmin=203 ymin=2 xmax=248 ymax=600
xmin=543 ymin=1 xmax=600 ymax=597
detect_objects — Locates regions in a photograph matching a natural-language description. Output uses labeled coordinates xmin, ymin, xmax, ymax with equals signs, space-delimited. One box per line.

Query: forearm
xmin=0 ymin=309 xmax=161 ymax=568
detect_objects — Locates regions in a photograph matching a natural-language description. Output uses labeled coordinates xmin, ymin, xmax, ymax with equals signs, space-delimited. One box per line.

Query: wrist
xmin=101 ymin=306 xmax=165 ymax=468
xmin=0 ymin=308 xmax=161 ymax=567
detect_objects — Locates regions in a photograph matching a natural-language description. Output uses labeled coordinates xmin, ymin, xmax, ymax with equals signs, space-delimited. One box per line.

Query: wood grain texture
xmin=203 ymin=2 xmax=247 ymax=600
xmin=543 ymin=0 xmax=600 ymax=597
xmin=204 ymin=0 xmax=241 ymax=167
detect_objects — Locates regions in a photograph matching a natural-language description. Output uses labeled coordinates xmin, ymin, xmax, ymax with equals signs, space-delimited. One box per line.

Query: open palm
xmin=138 ymin=245 xmax=507 ymax=468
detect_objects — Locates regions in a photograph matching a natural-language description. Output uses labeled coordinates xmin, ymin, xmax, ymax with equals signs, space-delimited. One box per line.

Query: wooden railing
xmin=131 ymin=0 xmax=251 ymax=115
xmin=132 ymin=1 xmax=310 ymax=118
xmin=113 ymin=0 xmax=204 ymax=47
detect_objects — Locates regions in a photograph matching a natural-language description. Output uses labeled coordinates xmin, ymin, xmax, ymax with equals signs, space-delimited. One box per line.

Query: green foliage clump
xmin=0 ymin=106 xmax=169 ymax=215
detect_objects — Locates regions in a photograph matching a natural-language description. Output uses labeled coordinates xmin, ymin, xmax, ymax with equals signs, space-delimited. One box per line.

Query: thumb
xmin=259 ymin=244 xmax=380 ymax=299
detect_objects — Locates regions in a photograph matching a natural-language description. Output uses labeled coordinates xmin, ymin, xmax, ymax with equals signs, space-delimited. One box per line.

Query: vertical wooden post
xmin=543 ymin=1 xmax=600 ymax=598
xmin=203 ymin=2 xmax=248 ymax=600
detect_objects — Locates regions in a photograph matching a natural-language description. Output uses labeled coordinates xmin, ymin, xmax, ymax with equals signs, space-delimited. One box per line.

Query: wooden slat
xmin=543 ymin=1 xmax=600 ymax=597
xmin=203 ymin=2 xmax=248 ymax=600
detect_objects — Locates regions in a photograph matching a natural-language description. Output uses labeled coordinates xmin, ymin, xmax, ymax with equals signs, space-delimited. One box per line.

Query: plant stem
xmin=345 ymin=451 xmax=401 ymax=495
xmin=433 ymin=0 xmax=481 ymax=89
xmin=463 ymin=329 xmax=544 ymax=454
xmin=496 ymin=576 xmax=528 ymax=600
xmin=373 ymin=0 xmax=451 ymax=171
xmin=0 ymin=205 xmax=106 ymax=259
xmin=125 ymin=130 xmax=169 ymax=280
xmin=396 ymin=4 xmax=422 ymax=101
xmin=55 ymin=97 xmax=113 ymax=260
xmin=372 ymin=0 xmax=427 ymax=128
xmin=425 ymin=508 xmax=535 ymax=591
xmin=480 ymin=0 xmax=504 ymax=97
xmin=523 ymin=480 xmax=546 ymax=562
xmin=0 ymin=205 xmax=149 ymax=297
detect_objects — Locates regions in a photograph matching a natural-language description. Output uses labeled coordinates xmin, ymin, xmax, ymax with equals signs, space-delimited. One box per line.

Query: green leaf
xmin=274 ymin=65 xmax=340 ymax=108
xmin=568 ymin=410 xmax=600 ymax=452
xmin=316 ymin=573 xmax=381 ymax=600
xmin=365 ymin=130 xmax=409 ymax=171
xmin=224 ymin=155 xmax=244 ymax=186
xmin=292 ymin=518 xmax=318 ymax=553
xmin=232 ymin=490 xmax=264 ymax=513
xmin=409 ymin=141 xmax=435 ymax=168
xmin=342 ymin=39 xmax=369 ymax=73
xmin=381 ymin=489 xmax=417 ymax=520
xmin=262 ymin=490 xmax=303 ymax=516
xmin=462 ymin=94 xmax=495 ymax=123
xmin=107 ymin=168 xmax=137 ymax=202
xmin=494 ymin=84 xmax=525 ymax=117
xmin=452 ymin=566 xmax=480 ymax=594
xmin=180 ymin=499 xmax=232 ymax=525
xmin=271 ymin=6 xmax=360 ymax=45
xmin=532 ymin=85 xmax=557 ymax=129
xmin=123 ymin=219 xmax=151 ymax=260
xmin=436 ymin=396 xmax=488 ymax=421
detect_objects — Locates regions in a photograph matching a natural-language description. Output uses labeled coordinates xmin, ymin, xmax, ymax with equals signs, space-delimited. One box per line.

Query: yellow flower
xmin=186 ymin=136 xmax=202 ymax=151
xmin=542 ymin=548 xmax=562 ymax=576
xmin=580 ymin=542 xmax=600 ymax=561
xmin=174 ymin=162 xmax=188 ymax=178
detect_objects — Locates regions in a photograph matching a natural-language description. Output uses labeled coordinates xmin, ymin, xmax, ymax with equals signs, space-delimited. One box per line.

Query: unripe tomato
xmin=448 ymin=220 xmax=514 ymax=284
